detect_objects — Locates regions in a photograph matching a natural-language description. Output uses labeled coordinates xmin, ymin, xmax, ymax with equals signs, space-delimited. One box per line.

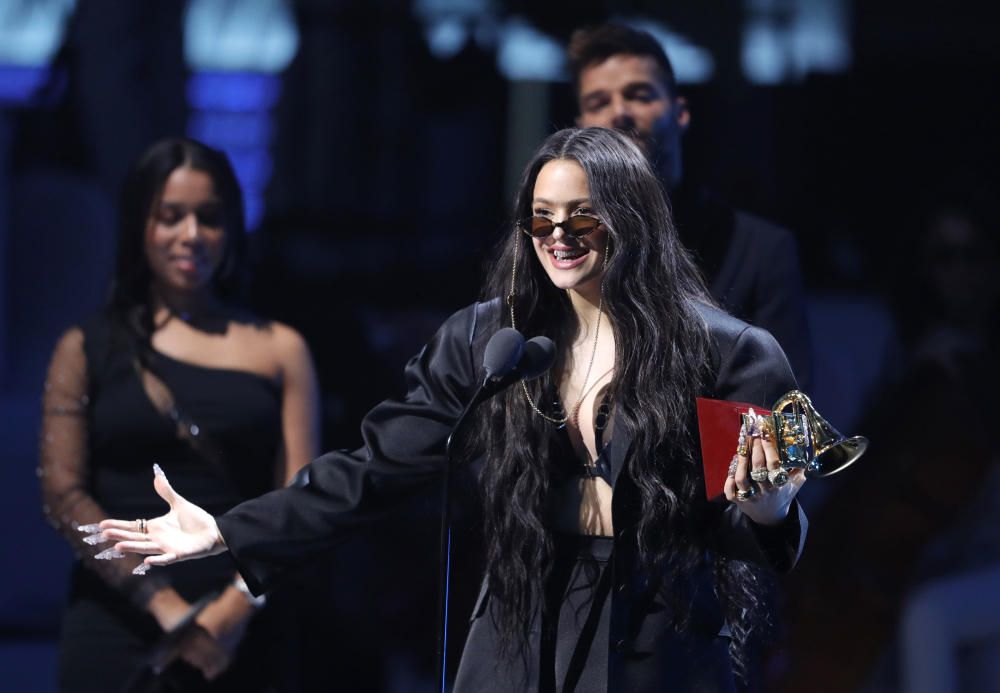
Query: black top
xmin=85 ymin=345 xmax=281 ymax=520
xmin=71 ymin=315 xmax=281 ymax=597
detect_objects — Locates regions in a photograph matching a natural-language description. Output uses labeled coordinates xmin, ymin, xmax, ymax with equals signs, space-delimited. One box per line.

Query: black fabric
xmin=216 ymin=300 xmax=806 ymax=691
xmin=545 ymin=535 xmax=614 ymax=693
xmin=85 ymin=330 xmax=280 ymax=525
xmin=456 ymin=534 xmax=614 ymax=693
xmin=59 ymin=571 xmax=279 ymax=693
xmin=58 ymin=314 xmax=283 ymax=692
xmin=673 ymin=180 xmax=812 ymax=391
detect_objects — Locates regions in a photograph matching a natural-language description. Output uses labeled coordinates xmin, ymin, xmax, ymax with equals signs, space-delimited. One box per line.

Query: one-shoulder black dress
xmin=42 ymin=315 xmax=282 ymax=692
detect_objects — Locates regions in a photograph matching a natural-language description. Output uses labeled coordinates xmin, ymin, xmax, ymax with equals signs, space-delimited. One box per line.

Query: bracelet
xmin=232 ymin=576 xmax=267 ymax=608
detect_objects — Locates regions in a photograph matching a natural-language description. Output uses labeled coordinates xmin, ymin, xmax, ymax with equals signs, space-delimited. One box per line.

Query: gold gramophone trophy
xmin=757 ymin=390 xmax=868 ymax=482
xmin=697 ymin=389 xmax=867 ymax=497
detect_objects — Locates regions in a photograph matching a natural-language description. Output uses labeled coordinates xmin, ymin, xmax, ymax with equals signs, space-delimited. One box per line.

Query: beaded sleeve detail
xmin=39 ymin=328 xmax=163 ymax=603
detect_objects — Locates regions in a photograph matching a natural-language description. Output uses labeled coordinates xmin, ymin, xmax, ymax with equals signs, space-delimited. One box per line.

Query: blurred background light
xmin=0 ymin=0 xmax=76 ymax=66
xmin=186 ymin=70 xmax=283 ymax=112
xmin=0 ymin=0 xmax=75 ymax=103
xmin=496 ymin=16 xmax=565 ymax=82
xmin=425 ymin=16 xmax=469 ymax=60
xmin=183 ymin=0 xmax=299 ymax=231
xmin=619 ymin=16 xmax=716 ymax=84
xmin=183 ymin=0 xmax=298 ymax=74
xmin=414 ymin=0 xmax=492 ymax=59
xmin=742 ymin=0 xmax=850 ymax=84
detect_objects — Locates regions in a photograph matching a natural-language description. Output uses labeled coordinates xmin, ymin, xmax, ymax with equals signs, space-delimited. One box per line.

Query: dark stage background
xmin=1 ymin=1 xmax=998 ymax=691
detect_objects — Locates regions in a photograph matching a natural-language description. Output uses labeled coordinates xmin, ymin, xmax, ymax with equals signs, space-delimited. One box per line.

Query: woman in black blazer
xmin=99 ymin=127 xmax=807 ymax=692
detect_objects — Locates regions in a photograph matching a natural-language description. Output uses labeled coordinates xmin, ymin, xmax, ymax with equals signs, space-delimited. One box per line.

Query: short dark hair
xmin=567 ymin=24 xmax=677 ymax=98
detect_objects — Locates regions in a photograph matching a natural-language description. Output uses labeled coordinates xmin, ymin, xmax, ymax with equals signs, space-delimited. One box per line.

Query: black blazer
xmin=216 ymin=299 xmax=805 ymax=690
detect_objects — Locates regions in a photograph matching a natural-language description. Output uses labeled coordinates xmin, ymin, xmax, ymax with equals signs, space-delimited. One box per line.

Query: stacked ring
xmin=768 ymin=469 xmax=790 ymax=487
xmin=136 ymin=518 xmax=147 ymax=534
xmin=736 ymin=485 xmax=757 ymax=501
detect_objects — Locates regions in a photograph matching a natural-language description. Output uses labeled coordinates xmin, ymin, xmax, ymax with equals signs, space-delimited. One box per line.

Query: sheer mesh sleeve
xmin=39 ymin=327 xmax=167 ymax=605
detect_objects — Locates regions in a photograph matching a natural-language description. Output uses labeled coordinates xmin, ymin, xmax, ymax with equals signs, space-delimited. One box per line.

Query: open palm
xmin=100 ymin=465 xmax=226 ymax=569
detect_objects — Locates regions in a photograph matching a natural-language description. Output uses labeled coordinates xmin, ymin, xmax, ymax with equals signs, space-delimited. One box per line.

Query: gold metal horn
xmin=771 ymin=390 xmax=868 ymax=478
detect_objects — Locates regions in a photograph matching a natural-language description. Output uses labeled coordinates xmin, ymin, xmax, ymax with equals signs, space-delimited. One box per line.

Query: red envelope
xmin=696 ymin=397 xmax=771 ymax=500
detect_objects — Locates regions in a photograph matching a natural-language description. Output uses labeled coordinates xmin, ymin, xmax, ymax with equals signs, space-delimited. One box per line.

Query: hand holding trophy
xmin=699 ymin=390 xmax=868 ymax=522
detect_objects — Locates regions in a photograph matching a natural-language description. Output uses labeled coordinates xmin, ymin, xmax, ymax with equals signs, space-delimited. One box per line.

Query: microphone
xmin=469 ymin=333 xmax=556 ymax=408
xmin=516 ymin=335 xmax=557 ymax=380
xmin=482 ymin=327 xmax=525 ymax=378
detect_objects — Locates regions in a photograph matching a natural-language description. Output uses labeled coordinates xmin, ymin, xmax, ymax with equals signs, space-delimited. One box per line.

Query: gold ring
xmin=736 ymin=485 xmax=757 ymax=502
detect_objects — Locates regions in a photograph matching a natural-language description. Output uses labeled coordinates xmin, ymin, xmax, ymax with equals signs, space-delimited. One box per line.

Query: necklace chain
xmin=509 ymin=231 xmax=611 ymax=427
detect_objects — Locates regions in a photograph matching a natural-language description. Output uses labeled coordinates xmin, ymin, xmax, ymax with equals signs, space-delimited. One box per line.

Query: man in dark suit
xmin=567 ymin=24 xmax=812 ymax=388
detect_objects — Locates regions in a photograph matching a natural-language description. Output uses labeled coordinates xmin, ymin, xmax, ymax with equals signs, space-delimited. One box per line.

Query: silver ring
xmin=750 ymin=468 xmax=769 ymax=483
xmin=736 ymin=485 xmax=757 ymax=502
xmin=136 ymin=518 xmax=147 ymax=534
xmin=728 ymin=455 xmax=739 ymax=478
xmin=768 ymin=469 xmax=790 ymax=487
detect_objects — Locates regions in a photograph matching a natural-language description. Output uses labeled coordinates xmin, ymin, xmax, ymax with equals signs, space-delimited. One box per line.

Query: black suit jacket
xmin=216 ymin=300 xmax=805 ymax=690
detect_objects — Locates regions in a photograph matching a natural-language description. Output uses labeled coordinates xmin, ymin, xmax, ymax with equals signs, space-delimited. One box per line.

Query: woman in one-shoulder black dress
xmin=40 ymin=138 xmax=319 ymax=692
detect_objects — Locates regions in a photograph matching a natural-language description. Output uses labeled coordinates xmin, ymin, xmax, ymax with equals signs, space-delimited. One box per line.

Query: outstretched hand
xmin=92 ymin=464 xmax=227 ymax=572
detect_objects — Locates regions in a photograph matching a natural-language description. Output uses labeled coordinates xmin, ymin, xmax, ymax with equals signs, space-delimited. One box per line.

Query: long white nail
xmin=77 ymin=523 xmax=102 ymax=533
xmin=153 ymin=463 xmax=165 ymax=478
xmin=83 ymin=533 xmax=108 ymax=545
xmin=132 ymin=563 xmax=150 ymax=576
xmin=95 ymin=548 xmax=125 ymax=560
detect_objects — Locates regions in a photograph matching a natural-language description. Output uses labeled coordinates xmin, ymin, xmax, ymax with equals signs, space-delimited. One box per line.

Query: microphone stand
xmin=434 ymin=330 xmax=553 ymax=691
xmin=436 ymin=373 xmax=498 ymax=693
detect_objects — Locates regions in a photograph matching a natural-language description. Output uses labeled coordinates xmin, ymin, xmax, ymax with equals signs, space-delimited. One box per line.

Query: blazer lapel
xmin=609 ymin=426 xmax=635 ymax=487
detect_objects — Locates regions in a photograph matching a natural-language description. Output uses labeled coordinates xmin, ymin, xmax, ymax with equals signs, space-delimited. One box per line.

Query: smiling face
xmin=530 ymin=159 xmax=608 ymax=299
xmin=144 ymin=166 xmax=227 ymax=297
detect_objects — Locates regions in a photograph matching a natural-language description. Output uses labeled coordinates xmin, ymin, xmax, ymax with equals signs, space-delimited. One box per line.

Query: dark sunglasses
xmin=517 ymin=215 xmax=604 ymax=238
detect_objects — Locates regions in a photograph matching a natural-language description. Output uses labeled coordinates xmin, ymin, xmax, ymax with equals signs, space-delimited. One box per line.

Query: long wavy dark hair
xmin=476 ymin=127 xmax=769 ymax=679
xmin=107 ymin=137 xmax=246 ymax=350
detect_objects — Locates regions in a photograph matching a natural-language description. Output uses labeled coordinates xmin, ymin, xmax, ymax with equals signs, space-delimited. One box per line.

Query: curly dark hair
xmin=476 ymin=127 xmax=771 ymax=681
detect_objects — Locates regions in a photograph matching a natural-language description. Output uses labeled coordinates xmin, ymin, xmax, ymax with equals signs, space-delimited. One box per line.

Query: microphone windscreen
xmin=520 ymin=337 xmax=557 ymax=380
xmin=483 ymin=328 xmax=524 ymax=377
